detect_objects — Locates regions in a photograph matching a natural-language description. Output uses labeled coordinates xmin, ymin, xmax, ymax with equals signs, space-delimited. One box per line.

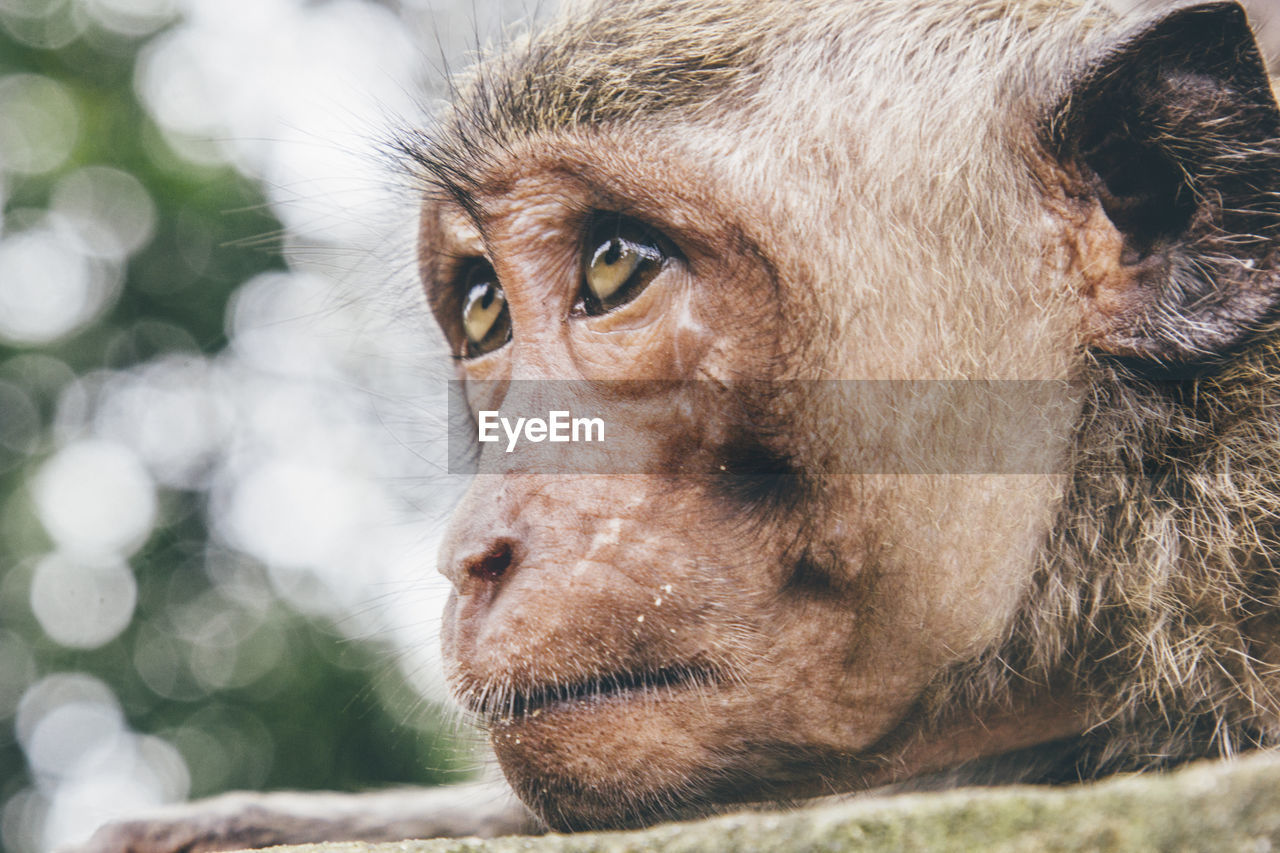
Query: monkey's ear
xmin=1052 ymin=1 xmax=1280 ymax=365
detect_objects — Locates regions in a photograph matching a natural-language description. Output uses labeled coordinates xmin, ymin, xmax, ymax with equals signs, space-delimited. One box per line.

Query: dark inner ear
xmin=1077 ymin=105 xmax=1197 ymax=264
xmin=1051 ymin=1 xmax=1280 ymax=366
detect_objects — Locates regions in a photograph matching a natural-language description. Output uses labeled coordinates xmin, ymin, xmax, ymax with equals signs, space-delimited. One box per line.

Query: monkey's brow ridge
xmin=398 ymin=0 xmax=769 ymax=195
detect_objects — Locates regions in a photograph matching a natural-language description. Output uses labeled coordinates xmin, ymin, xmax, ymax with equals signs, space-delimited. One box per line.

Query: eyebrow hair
xmin=395 ymin=0 xmax=768 ymax=198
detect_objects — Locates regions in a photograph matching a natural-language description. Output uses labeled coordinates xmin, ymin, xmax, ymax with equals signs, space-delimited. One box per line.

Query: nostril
xmin=466 ymin=540 xmax=514 ymax=582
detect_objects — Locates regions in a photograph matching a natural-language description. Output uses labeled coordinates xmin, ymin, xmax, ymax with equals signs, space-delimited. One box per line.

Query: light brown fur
xmin=410 ymin=0 xmax=1280 ymax=827
xmin=75 ymin=0 xmax=1280 ymax=848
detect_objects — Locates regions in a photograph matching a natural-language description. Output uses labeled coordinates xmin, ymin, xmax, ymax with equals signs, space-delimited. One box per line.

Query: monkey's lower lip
xmin=474 ymin=665 xmax=717 ymax=722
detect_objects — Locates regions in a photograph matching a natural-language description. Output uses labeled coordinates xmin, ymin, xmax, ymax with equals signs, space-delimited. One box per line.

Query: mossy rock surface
xmin=270 ymin=752 xmax=1280 ymax=853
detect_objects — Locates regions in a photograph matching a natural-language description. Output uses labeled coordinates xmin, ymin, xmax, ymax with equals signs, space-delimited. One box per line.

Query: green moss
xmin=275 ymin=752 xmax=1280 ymax=853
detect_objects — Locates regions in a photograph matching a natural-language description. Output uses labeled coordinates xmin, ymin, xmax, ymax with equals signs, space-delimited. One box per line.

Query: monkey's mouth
xmin=470 ymin=664 xmax=719 ymax=723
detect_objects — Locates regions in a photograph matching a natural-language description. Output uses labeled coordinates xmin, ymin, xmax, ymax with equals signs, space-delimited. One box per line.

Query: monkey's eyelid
xmin=577 ymin=214 xmax=674 ymax=315
xmin=453 ymin=258 xmax=513 ymax=358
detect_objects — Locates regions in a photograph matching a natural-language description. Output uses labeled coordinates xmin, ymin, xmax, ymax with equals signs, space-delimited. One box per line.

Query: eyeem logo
xmin=478 ymin=410 xmax=606 ymax=452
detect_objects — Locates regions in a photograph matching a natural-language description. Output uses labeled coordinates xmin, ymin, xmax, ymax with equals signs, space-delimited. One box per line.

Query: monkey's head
xmin=406 ymin=0 xmax=1280 ymax=831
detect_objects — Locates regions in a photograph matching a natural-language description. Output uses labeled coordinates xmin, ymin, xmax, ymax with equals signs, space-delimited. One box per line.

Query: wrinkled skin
xmin=71 ymin=0 xmax=1280 ymax=848
xmin=425 ymin=135 xmax=1083 ymax=829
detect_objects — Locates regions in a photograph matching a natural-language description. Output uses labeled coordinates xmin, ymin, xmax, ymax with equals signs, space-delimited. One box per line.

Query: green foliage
xmin=0 ymin=11 xmax=466 ymax=850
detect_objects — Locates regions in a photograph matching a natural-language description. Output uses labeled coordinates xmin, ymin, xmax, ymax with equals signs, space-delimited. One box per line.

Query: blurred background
xmin=0 ymin=1 xmax=547 ymax=850
xmin=2 ymin=1 xmax=1280 ymax=852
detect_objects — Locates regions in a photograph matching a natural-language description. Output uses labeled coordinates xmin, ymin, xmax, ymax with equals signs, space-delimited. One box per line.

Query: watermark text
xmin=478 ymin=410 xmax=606 ymax=452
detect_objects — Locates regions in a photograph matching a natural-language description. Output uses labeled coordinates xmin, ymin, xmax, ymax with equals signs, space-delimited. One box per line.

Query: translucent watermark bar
xmin=446 ymin=380 xmax=1096 ymax=475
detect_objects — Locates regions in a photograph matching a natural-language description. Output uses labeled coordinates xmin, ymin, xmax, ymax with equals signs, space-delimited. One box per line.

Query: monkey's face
xmin=409 ymin=0 xmax=1280 ymax=829
xmin=422 ymin=131 xmax=1083 ymax=829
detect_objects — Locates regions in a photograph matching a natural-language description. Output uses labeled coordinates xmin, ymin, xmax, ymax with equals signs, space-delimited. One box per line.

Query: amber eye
xmin=581 ymin=216 xmax=668 ymax=314
xmin=459 ymin=260 xmax=511 ymax=357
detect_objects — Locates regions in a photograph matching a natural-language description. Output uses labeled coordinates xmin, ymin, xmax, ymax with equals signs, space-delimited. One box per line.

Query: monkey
xmin=71 ymin=0 xmax=1280 ymax=849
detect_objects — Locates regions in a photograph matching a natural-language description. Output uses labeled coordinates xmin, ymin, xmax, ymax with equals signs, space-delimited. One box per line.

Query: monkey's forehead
xmin=401 ymin=0 xmax=1118 ymax=198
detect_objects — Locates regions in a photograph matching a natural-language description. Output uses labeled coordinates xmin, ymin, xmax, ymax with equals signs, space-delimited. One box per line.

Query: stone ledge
xmin=269 ymin=752 xmax=1280 ymax=853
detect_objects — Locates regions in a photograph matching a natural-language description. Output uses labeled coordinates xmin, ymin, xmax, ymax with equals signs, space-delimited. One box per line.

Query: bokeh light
xmin=51 ymin=166 xmax=157 ymax=261
xmin=32 ymin=439 xmax=157 ymax=558
xmin=0 ymin=0 xmax=542 ymax=851
xmin=0 ymin=75 xmax=78 ymax=174
xmin=0 ymin=379 xmax=40 ymax=469
xmin=16 ymin=673 xmax=127 ymax=780
xmin=14 ymin=673 xmax=192 ymax=850
xmin=80 ymin=0 xmax=174 ymax=37
xmin=29 ymin=553 xmax=137 ymax=648
xmin=93 ymin=356 xmax=232 ymax=489
xmin=0 ymin=0 xmax=87 ymax=49
xmin=0 ymin=217 xmax=124 ymax=345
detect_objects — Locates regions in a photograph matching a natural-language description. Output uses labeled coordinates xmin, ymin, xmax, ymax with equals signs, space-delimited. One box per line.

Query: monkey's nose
xmin=461 ymin=539 xmax=516 ymax=583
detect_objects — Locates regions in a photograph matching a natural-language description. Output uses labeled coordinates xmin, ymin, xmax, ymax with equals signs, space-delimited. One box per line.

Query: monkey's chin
xmin=481 ymin=677 xmax=816 ymax=832
xmin=487 ymin=706 xmax=716 ymax=831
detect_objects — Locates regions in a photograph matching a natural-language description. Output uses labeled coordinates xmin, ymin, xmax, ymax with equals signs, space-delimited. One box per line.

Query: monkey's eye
xmin=581 ymin=216 xmax=669 ymax=314
xmin=459 ymin=260 xmax=511 ymax=357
